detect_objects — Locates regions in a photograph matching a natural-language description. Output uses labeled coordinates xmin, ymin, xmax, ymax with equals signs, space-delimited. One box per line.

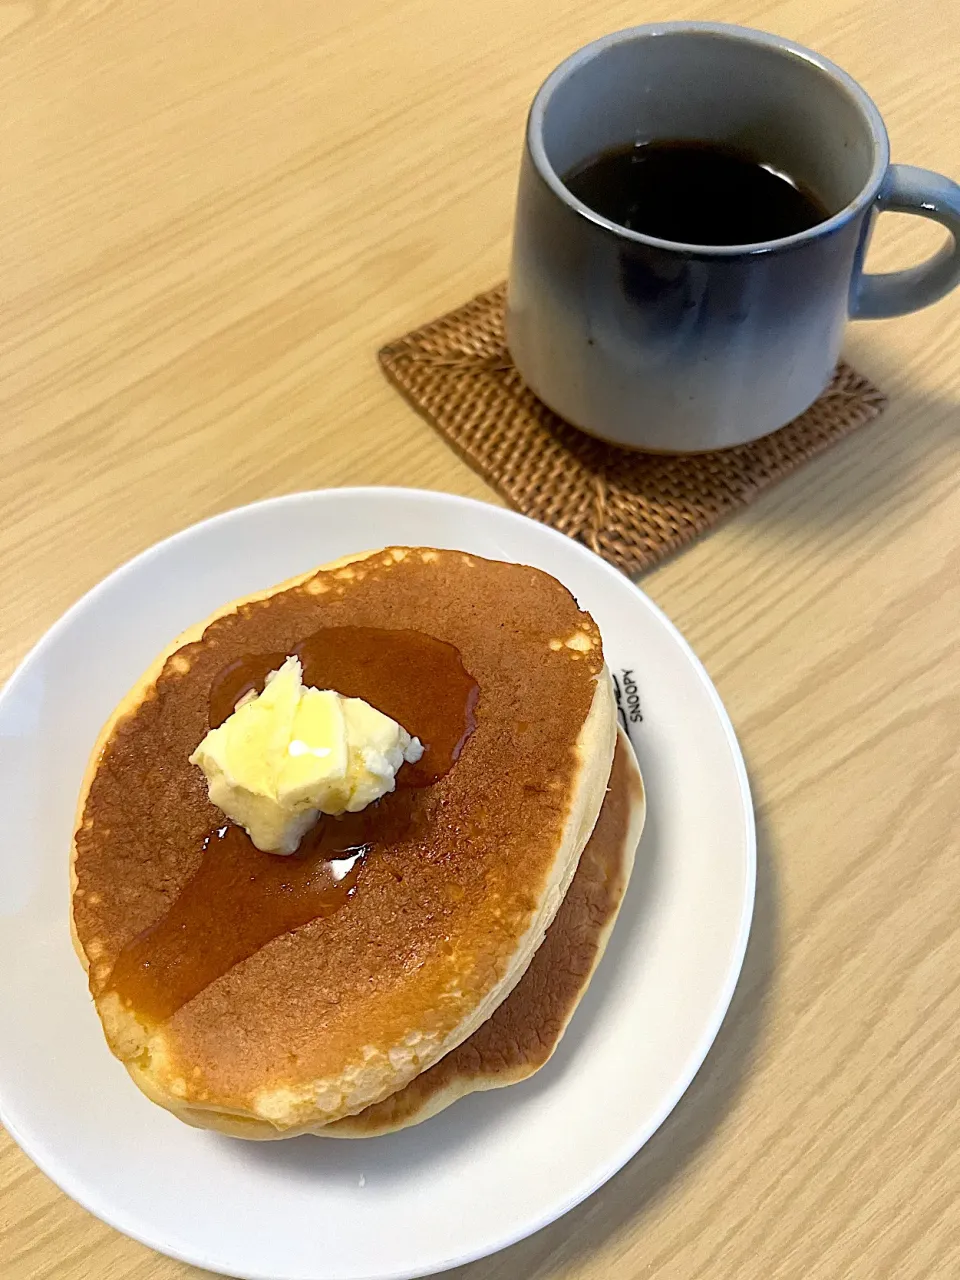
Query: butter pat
xmin=189 ymin=657 xmax=423 ymax=854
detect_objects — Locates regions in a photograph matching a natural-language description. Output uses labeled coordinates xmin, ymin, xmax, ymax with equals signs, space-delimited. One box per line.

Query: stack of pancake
xmin=71 ymin=548 xmax=644 ymax=1139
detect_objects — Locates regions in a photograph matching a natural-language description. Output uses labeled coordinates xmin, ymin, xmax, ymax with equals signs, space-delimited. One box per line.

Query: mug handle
xmin=852 ymin=164 xmax=960 ymax=319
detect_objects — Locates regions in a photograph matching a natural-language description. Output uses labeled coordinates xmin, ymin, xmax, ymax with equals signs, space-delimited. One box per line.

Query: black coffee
xmin=562 ymin=140 xmax=829 ymax=246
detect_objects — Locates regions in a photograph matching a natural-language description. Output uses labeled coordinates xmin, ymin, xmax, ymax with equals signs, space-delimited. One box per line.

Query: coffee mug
xmin=506 ymin=23 xmax=960 ymax=452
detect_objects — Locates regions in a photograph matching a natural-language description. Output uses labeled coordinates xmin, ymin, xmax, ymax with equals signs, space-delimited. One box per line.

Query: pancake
xmin=323 ymin=727 xmax=644 ymax=1137
xmin=72 ymin=547 xmax=617 ymax=1136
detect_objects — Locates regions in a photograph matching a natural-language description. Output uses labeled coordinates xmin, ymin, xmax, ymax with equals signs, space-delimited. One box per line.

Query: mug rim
xmin=527 ymin=21 xmax=891 ymax=257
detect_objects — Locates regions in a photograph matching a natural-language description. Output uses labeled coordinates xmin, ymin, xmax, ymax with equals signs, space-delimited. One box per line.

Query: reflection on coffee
xmin=562 ymin=140 xmax=829 ymax=246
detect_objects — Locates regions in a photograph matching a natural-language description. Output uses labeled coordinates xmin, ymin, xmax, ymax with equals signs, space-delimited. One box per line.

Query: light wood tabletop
xmin=3 ymin=0 xmax=960 ymax=1276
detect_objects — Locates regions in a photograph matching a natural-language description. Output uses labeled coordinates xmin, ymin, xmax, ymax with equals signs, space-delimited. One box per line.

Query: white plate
xmin=0 ymin=489 xmax=754 ymax=1280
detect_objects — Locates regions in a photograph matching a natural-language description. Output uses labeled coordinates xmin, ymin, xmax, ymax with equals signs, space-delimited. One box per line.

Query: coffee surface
xmin=563 ymin=140 xmax=829 ymax=246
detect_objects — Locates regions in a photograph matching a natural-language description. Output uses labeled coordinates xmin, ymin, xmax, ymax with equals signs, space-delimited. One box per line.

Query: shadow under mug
xmin=506 ymin=23 xmax=960 ymax=452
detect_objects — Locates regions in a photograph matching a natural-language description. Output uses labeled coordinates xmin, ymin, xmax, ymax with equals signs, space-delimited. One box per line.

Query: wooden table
xmin=3 ymin=0 xmax=959 ymax=1276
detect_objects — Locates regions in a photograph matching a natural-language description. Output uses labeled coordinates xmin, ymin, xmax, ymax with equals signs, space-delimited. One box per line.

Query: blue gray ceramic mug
xmin=506 ymin=23 xmax=960 ymax=452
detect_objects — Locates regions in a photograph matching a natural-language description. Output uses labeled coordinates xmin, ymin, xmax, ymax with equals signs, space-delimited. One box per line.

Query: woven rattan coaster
xmin=379 ymin=284 xmax=887 ymax=576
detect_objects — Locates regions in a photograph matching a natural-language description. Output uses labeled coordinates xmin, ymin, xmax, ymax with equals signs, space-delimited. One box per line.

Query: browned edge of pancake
xmin=323 ymin=727 xmax=645 ymax=1137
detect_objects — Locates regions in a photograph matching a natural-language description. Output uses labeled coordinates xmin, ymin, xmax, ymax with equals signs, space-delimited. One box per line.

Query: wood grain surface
xmin=2 ymin=0 xmax=959 ymax=1276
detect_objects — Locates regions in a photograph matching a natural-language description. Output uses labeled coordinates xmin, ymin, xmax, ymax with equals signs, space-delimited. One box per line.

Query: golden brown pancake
xmin=323 ymin=728 xmax=644 ymax=1137
xmin=72 ymin=548 xmax=617 ymax=1136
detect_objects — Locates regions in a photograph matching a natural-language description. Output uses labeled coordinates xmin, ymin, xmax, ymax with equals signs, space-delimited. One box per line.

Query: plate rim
xmin=0 ymin=487 xmax=756 ymax=1280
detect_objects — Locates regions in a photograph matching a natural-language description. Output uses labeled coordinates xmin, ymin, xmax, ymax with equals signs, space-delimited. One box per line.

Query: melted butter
xmin=104 ymin=626 xmax=478 ymax=1023
xmin=209 ymin=626 xmax=479 ymax=786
